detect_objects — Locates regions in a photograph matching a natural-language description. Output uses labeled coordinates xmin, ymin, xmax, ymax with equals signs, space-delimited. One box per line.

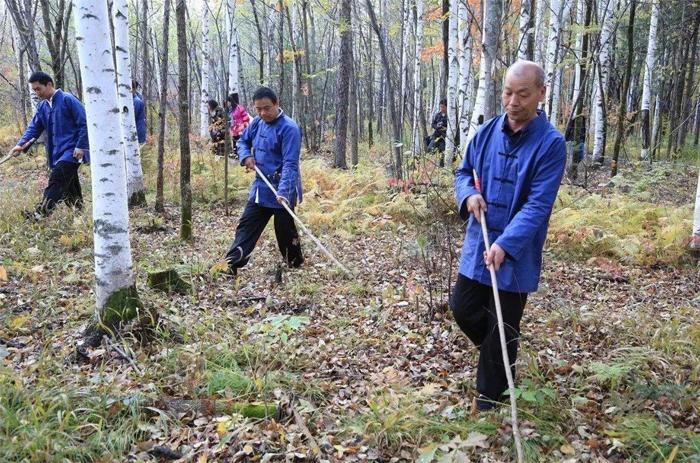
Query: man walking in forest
xmin=224 ymin=86 xmax=304 ymax=275
xmin=11 ymin=71 xmax=90 ymax=219
xmin=132 ymin=80 xmax=146 ymax=144
xmin=565 ymin=109 xmax=587 ymax=180
xmin=451 ymin=61 xmax=566 ymax=412
xmin=427 ymin=99 xmax=448 ymax=155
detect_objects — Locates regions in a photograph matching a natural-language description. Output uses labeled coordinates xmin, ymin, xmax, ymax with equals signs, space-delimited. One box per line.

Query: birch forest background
xmin=0 ymin=0 xmax=699 ymax=462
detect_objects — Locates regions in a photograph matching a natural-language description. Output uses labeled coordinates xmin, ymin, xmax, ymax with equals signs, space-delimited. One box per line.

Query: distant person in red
xmin=227 ymin=93 xmax=250 ymax=159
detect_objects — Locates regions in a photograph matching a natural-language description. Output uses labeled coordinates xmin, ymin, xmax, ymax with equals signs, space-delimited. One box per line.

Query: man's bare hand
xmin=467 ymin=194 xmax=487 ymax=223
xmin=10 ymin=145 xmax=23 ymax=156
xmin=243 ymin=156 xmax=256 ymax=172
xmin=484 ymin=243 xmax=506 ymax=271
xmin=276 ymin=196 xmax=288 ymax=206
xmin=73 ymin=148 xmax=84 ymax=161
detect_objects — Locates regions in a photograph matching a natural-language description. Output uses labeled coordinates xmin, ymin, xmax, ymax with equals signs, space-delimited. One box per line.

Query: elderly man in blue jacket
xmin=451 ymin=61 xmax=566 ymax=412
xmin=11 ymin=71 xmax=90 ymax=218
xmin=224 ymin=87 xmax=304 ymax=274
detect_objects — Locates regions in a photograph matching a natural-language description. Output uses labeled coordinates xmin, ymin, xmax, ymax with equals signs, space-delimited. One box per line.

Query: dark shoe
xmin=22 ymin=209 xmax=44 ymax=221
xmin=288 ymin=256 xmax=304 ymax=268
xmin=474 ymin=394 xmax=499 ymax=412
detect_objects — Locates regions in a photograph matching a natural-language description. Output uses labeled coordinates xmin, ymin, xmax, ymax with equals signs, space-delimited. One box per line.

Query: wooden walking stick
xmin=473 ymin=169 xmax=524 ymax=463
xmin=0 ymin=138 xmax=36 ymax=166
xmin=253 ymin=164 xmax=351 ymax=275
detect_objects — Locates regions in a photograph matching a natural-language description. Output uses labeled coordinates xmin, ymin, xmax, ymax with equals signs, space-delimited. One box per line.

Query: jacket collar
xmin=500 ymin=109 xmax=548 ymax=136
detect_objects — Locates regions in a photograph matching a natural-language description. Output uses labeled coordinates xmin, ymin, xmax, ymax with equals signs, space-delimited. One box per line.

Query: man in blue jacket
xmin=451 ymin=61 xmax=566 ymax=412
xmin=11 ymin=71 xmax=90 ymax=218
xmin=224 ymin=87 xmax=303 ymax=274
xmin=132 ymin=80 xmax=147 ymax=144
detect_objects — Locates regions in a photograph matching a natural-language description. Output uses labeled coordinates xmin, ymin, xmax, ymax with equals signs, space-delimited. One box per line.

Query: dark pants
xmin=225 ymin=201 xmax=304 ymax=270
xmin=450 ymin=274 xmax=528 ymax=401
xmin=211 ymin=131 xmax=225 ymax=156
xmin=231 ymin=135 xmax=240 ymax=159
xmin=38 ymin=161 xmax=83 ymax=215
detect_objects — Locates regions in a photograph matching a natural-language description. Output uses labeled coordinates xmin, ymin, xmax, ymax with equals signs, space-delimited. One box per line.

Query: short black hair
xmin=28 ymin=71 xmax=53 ymax=86
xmin=252 ymin=86 xmax=277 ymax=104
xmin=439 ymin=99 xmax=447 ymax=106
xmin=132 ymin=80 xmax=140 ymax=90
xmin=227 ymin=92 xmax=240 ymax=106
xmin=208 ymin=99 xmax=219 ymax=109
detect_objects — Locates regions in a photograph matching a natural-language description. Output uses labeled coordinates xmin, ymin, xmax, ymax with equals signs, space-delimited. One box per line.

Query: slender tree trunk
xmin=176 ymin=0 xmax=192 ymax=240
xmin=640 ymin=1 xmax=659 ymax=160
xmin=694 ymin=98 xmax=700 ymax=146
xmin=227 ymin=0 xmax=241 ymax=95
xmin=367 ymin=20 xmax=375 ymax=148
xmin=571 ymin=0 xmax=585 ymax=109
xmin=333 ymin=0 xmax=352 ymax=169
xmin=112 ymin=0 xmax=147 ymax=207
xmin=349 ymin=56 xmax=359 ymax=166
xmin=412 ymin=0 xmax=424 ymax=156
xmin=200 ymin=0 xmax=210 ymax=138
xmin=533 ymin=0 xmax=546 ymax=65
xmin=444 ymin=0 xmax=459 ymax=165
xmin=10 ymin=19 xmax=28 ymax=131
xmin=399 ymin=0 xmax=410 ymax=126
xmin=458 ymin=15 xmax=474 ymax=149
xmin=75 ymin=0 xmax=140 ymax=346
xmin=518 ymin=0 xmax=532 ymax=60
xmin=692 ymin=167 xmax=700 ymax=247
xmin=610 ymin=0 xmax=636 ymax=177
xmin=366 ymin=0 xmax=403 ymax=179
xmin=544 ymin=0 xmax=562 ymax=120
xmin=679 ymin=14 xmax=699 ymax=147
xmin=592 ymin=0 xmax=617 ymax=163
xmin=467 ymin=0 xmax=501 ymax=140
xmin=140 ymin=0 xmax=150 ymax=136
xmin=155 ymin=0 xmax=171 ymax=213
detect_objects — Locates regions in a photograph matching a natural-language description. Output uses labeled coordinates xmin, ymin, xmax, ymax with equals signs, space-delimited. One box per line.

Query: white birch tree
xmin=640 ymin=1 xmax=659 ymax=160
xmin=411 ymin=0 xmax=424 ymax=156
xmin=592 ymin=0 xmax=617 ymax=162
xmin=227 ymin=0 xmax=241 ymax=95
xmin=467 ymin=0 xmax=499 ymax=140
xmin=544 ymin=0 xmax=562 ymax=121
xmin=518 ymin=0 xmax=532 ymax=60
xmin=444 ymin=0 xmax=459 ymax=165
xmin=458 ymin=2 xmax=473 ymax=146
xmin=692 ymin=168 xmax=700 ymax=249
xmin=399 ymin=0 xmax=410 ymax=125
xmin=200 ymin=0 xmax=210 ymax=138
xmin=75 ymin=0 xmax=139 ymax=345
xmin=571 ymin=0 xmax=585 ymax=106
xmin=533 ymin=0 xmax=546 ymax=65
xmin=112 ymin=0 xmax=146 ymax=207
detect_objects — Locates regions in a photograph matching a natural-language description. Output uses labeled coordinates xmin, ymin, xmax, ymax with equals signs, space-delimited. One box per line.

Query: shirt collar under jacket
xmin=500 ymin=109 xmax=548 ymax=138
xmin=47 ymin=89 xmax=59 ymax=108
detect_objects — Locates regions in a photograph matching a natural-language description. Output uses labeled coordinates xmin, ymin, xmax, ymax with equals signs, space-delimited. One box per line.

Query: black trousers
xmin=38 ymin=161 xmax=83 ymax=215
xmin=225 ymin=201 xmax=304 ymax=270
xmin=450 ymin=274 xmax=528 ymax=401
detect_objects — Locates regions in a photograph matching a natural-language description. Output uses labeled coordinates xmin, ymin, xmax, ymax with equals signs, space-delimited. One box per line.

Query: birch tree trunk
xmin=692 ymin=168 xmax=700 ymax=249
xmin=10 ymin=18 xmax=28 ymax=130
xmin=640 ymin=1 xmax=659 ymax=160
xmin=200 ymin=0 xmax=210 ymax=138
xmin=333 ymin=0 xmax=352 ymax=169
xmin=571 ymin=0 xmax=585 ymax=107
xmin=411 ymin=0 xmax=424 ymax=156
xmin=517 ymin=0 xmax=532 ymax=60
xmin=592 ymin=0 xmax=617 ymax=163
xmin=544 ymin=0 xmax=562 ymax=121
xmin=458 ymin=2 xmax=473 ymax=149
xmin=467 ymin=0 xmax=500 ymax=140
xmin=112 ymin=0 xmax=147 ymax=207
xmin=444 ymin=0 xmax=459 ymax=166
xmin=227 ymin=0 xmax=241 ymax=95
xmin=75 ymin=0 xmax=140 ymax=346
xmin=399 ymin=0 xmax=410 ymax=125
xmin=176 ymin=0 xmax=192 ymax=240
xmin=140 ymin=0 xmax=150 ymax=136
xmin=155 ymin=0 xmax=171 ymax=213
xmin=533 ymin=0 xmax=546 ymax=66
xmin=349 ymin=57 xmax=359 ymax=166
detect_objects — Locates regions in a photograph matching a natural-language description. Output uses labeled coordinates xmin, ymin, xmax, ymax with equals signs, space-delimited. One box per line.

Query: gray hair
xmin=507 ymin=60 xmax=546 ymax=88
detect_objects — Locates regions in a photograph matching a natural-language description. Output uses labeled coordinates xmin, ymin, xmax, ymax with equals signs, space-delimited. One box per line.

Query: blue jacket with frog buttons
xmin=237 ymin=110 xmax=302 ymax=208
xmin=454 ymin=110 xmax=566 ymax=293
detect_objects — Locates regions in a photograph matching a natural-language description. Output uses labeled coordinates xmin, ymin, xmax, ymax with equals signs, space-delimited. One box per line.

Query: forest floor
xmin=0 ymin=142 xmax=699 ymax=463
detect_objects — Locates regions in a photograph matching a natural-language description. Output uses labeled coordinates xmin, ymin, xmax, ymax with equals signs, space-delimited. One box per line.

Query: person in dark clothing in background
xmin=224 ymin=86 xmax=304 ymax=275
xmin=427 ymin=99 xmax=448 ymax=154
xmin=11 ymin=71 xmax=89 ymax=219
xmin=565 ymin=110 xmax=587 ymax=180
xmin=208 ymin=100 xmax=227 ymax=157
xmin=132 ymin=80 xmax=147 ymax=144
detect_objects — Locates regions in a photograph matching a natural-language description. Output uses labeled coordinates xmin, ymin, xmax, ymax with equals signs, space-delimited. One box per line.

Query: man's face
xmin=254 ymin=98 xmax=280 ymax=123
xmin=31 ymin=82 xmax=54 ymax=100
xmin=440 ymin=103 xmax=447 ymax=114
xmin=501 ymin=70 xmax=545 ymax=125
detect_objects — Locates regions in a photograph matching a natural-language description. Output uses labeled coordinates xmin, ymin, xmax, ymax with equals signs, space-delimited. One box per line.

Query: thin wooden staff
xmin=253 ymin=164 xmax=351 ymax=275
xmin=473 ymin=168 xmax=524 ymax=463
xmin=0 ymin=138 xmax=36 ymax=166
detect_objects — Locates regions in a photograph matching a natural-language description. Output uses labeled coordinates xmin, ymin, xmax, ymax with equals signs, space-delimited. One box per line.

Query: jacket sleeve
xmin=18 ymin=108 xmax=45 ymax=146
xmin=237 ymin=118 xmax=257 ymax=164
xmin=454 ymin=134 xmax=480 ymax=220
xmin=494 ymin=137 xmax=566 ymax=260
xmin=69 ymin=96 xmax=90 ymax=150
xmin=276 ymin=123 xmax=302 ymax=201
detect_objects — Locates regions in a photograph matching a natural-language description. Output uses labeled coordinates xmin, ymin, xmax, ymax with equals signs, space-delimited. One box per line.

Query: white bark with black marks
xmin=640 ymin=1 xmax=659 ymax=160
xmin=411 ymin=0 xmax=424 ymax=156
xmin=227 ymin=0 xmax=240 ymax=95
xmin=444 ymin=0 xmax=459 ymax=165
xmin=200 ymin=0 xmax=210 ymax=138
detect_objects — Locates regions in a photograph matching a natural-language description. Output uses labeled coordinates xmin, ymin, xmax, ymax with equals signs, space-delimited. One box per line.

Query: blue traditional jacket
xmin=454 ymin=110 xmax=566 ymax=293
xmin=237 ymin=110 xmax=303 ymax=209
xmin=133 ymin=93 xmax=146 ymax=144
xmin=18 ymin=89 xmax=90 ymax=168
